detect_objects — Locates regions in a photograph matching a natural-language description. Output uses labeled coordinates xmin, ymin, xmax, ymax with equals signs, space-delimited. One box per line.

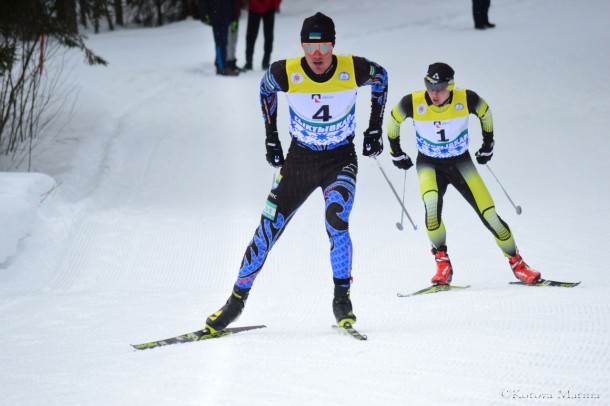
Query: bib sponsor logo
xmin=417 ymin=104 xmax=427 ymax=114
xmin=291 ymin=72 xmax=304 ymax=84
xmin=338 ymin=71 xmax=350 ymax=81
xmin=310 ymin=94 xmax=334 ymax=105
xmin=262 ymin=200 xmax=277 ymax=220
xmin=337 ymin=174 xmax=356 ymax=185
xmin=455 ymin=103 xmax=464 ymax=110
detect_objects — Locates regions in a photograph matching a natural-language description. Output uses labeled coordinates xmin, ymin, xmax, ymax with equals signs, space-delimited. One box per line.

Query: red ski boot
xmin=509 ymin=253 xmax=541 ymax=284
xmin=431 ymin=249 xmax=453 ymax=285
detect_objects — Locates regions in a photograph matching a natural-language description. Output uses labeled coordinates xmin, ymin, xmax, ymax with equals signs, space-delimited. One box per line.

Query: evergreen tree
xmin=0 ymin=0 xmax=106 ymax=163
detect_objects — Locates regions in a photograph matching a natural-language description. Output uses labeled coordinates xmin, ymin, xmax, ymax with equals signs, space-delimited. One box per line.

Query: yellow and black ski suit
xmin=387 ymin=88 xmax=517 ymax=257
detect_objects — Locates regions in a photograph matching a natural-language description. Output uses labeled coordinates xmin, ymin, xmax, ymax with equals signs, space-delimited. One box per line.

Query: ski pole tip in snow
xmin=516 ymin=206 xmax=522 ymax=215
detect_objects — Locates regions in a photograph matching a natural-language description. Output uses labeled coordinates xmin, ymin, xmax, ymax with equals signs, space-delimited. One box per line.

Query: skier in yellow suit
xmin=386 ymin=62 xmax=541 ymax=285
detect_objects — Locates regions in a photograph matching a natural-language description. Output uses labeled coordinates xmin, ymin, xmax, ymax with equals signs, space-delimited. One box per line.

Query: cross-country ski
xmin=397 ymin=284 xmax=471 ymax=297
xmin=131 ymin=325 xmax=266 ymax=350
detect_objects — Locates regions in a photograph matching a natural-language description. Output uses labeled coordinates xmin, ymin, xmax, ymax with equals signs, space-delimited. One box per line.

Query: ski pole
xmin=485 ymin=164 xmax=522 ymax=215
xmin=396 ymin=170 xmax=407 ymax=231
xmin=374 ymin=157 xmax=417 ymax=230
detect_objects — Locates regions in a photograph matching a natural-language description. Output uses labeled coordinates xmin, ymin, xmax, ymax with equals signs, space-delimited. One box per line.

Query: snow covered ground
xmin=1 ymin=0 xmax=609 ymax=404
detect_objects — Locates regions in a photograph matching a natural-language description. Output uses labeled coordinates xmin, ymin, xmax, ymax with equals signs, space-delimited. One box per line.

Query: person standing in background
xmin=199 ymin=0 xmax=241 ymax=76
xmin=243 ymin=0 xmax=282 ymax=71
xmin=472 ymin=0 xmax=495 ymax=30
xmin=226 ymin=0 xmax=243 ymax=71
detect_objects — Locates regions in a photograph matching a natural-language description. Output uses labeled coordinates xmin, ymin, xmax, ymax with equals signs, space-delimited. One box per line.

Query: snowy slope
xmin=1 ymin=0 xmax=609 ymax=405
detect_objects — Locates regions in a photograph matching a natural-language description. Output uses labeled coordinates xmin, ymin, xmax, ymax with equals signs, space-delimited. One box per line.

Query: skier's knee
xmin=481 ymin=206 xmax=511 ymax=241
xmin=423 ymin=190 xmax=440 ymax=231
xmin=324 ymin=183 xmax=354 ymax=233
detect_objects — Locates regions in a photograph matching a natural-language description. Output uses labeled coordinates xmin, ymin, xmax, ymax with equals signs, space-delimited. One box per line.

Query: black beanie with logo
xmin=426 ymin=62 xmax=455 ymax=84
xmin=300 ymin=12 xmax=336 ymax=45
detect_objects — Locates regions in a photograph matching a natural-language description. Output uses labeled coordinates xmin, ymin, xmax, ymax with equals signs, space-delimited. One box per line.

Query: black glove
xmin=388 ymin=137 xmax=413 ymax=170
xmin=265 ymin=131 xmax=284 ymax=167
xmin=362 ymin=127 xmax=383 ymax=157
xmin=391 ymin=152 xmax=414 ymax=170
xmin=475 ymin=140 xmax=494 ymax=165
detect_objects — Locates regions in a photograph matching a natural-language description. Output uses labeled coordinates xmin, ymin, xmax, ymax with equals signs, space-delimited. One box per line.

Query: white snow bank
xmin=0 ymin=172 xmax=56 ymax=263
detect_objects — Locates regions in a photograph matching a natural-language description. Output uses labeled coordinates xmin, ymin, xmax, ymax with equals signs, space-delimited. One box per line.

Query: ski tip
xmin=224 ymin=324 xmax=267 ymax=333
xmin=131 ymin=343 xmax=157 ymax=351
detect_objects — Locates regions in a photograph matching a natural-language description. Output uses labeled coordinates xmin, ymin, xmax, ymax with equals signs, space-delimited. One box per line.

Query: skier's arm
xmin=385 ymin=95 xmax=414 ymax=170
xmin=353 ymin=56 xmax=388 ymax=157
xmin=466 ymin=90 xmax=495 ymax=164
xmin=260 ymin=61 xmax=289 ymax=167
xmin=466 ymin=89 xmax=494 ymax=145
xmin=353 ymin=56 xmax=388 ymax=129
xmin=259 ymin=60 xmax=288 ymax=134
xmin=387 ymin=94 xmax=413 ymax=145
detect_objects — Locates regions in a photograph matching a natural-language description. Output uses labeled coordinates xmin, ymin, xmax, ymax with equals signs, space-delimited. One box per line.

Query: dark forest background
xmin=1 ymin=0 xmax=201 ymax=167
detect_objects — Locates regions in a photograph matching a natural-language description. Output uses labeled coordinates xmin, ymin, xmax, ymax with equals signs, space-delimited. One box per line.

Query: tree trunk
xmin=56 ymin=0 xmax=78 ymax=33
xmin=104 ymin=2 xmax=114 ymax=30
xmin=114 ymin=0 xmax=124 ymax=26
xmin=78 ymin=0 xmax=88 ymax=28
xmin=156 ymin=0 xmax=163 ymax=26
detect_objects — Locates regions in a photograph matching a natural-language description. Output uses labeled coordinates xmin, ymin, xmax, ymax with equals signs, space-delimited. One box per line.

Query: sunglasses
xmin=302 ymin=42 xmax=333 ymax=56
xmin=424 ymin=77 xmax=452 ymax=92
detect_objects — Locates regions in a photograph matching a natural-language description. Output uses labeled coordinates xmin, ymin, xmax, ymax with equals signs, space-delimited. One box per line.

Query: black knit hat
xmin=426 ymin=62 xmax=455 ymax=84
xmin=300 ymin=12 xmax=336 ymax=45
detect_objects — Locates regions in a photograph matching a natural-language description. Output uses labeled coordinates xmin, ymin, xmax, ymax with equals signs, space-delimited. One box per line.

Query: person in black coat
xmin=199 ymin=0 xmax=240 ymax=76
xmin=243 ymin=0 xmax=282 ymax=70
xmin=472 ymin=0 xmax=495 ymax=30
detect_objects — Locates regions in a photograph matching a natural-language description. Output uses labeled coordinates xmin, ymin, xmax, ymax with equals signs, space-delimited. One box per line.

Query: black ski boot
xmin=205 ymin=286 xmax=250 ymax=333
xmin=332 ymin=285 xmax=356 ymax=327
